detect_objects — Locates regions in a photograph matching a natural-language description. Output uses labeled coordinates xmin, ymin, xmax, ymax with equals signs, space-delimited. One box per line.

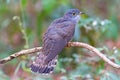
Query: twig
xmin=0 ymin=47 xmax=42 ymax=64
xmin=0 ymin=42 xmax=120 ymax=69
xmin=67 ymin=42 xmax=120 ymax=69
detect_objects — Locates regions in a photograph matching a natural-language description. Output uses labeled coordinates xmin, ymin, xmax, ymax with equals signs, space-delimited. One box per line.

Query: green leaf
xmin=21 ymin=0 xmax=27 ymax=8
xmin=41 ymin=0 xmax=57 ymax=13
xmin=104 ymin=23 xmax=118 ymax=39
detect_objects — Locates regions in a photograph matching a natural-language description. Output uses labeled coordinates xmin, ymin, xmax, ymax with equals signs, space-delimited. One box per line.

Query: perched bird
xmin=30 ymin=9 xmax=84 ymax=74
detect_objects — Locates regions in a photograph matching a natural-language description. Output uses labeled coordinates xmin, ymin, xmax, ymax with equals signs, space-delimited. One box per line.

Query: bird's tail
xmin=30 ymin=53 xmax=57 ymax=74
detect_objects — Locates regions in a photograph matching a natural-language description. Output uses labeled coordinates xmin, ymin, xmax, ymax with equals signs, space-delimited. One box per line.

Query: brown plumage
xmin=30 ymin=9 xmax=83 ymax=74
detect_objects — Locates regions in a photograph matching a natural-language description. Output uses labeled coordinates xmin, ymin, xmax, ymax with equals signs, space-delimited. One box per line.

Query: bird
xmin=30 ymin=9 xmax=84 ymax=74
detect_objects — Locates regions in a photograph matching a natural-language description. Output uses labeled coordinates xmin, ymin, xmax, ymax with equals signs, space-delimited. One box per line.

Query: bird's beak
xmin=79 ymin=12 xmax=85 ymax=15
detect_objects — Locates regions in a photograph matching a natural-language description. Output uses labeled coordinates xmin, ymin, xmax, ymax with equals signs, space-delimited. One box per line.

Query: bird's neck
xmin=63 ymin=16 xmax=79 ymax=24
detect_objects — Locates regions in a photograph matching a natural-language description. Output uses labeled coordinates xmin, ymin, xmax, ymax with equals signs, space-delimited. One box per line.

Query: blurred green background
xmin=0 ymin=0 xmax=120 ymax=80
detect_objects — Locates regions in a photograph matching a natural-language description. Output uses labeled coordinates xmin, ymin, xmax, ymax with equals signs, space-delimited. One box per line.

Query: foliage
xmin=0 ymin=0 xmax=120 ymax=80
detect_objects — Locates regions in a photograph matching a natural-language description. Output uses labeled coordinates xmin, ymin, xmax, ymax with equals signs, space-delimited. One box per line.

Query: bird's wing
xmin=42 ymin=20 xmax=75 ymax=64
xmin=42 ymin=33 xmax=67 ymax=64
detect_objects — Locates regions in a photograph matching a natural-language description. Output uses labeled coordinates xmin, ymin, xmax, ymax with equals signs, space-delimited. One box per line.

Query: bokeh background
xmin=0 ymin=0 xmax=120 ymax=80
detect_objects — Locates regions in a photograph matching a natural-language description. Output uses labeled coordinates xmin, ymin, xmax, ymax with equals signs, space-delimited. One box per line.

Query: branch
xmin=0 ymin=47 xmax=42 ymax=64
xmin=0 ymin=42 xmax=120 ymax=69
xmin=68 ymin=42 xmax=120 ymax=69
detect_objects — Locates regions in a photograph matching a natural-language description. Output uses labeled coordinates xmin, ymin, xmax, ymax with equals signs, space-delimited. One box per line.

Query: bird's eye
xmin=72 ymin=12 xmax=76 ymax=16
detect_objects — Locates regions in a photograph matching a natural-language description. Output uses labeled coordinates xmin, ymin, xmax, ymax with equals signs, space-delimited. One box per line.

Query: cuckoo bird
xmin=30 ymin=9 xmax=84 ymax=74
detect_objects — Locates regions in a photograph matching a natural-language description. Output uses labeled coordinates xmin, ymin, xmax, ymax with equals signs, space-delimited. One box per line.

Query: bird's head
xmin=64 ymin=9 xmax=84 ymax=23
